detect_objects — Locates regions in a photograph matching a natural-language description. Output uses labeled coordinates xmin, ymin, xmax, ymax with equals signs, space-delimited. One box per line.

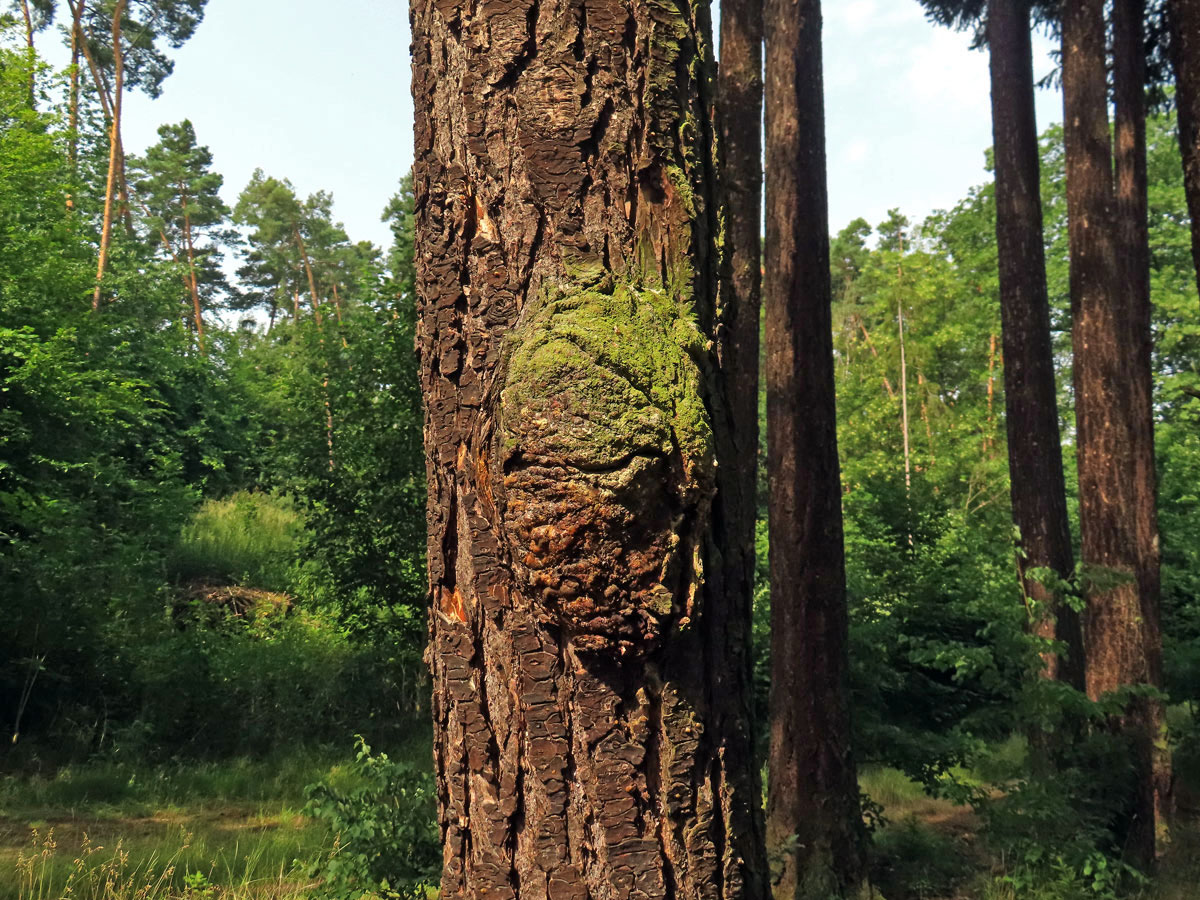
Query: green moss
xmin=500 ymin=276 xmax=714 ymax=487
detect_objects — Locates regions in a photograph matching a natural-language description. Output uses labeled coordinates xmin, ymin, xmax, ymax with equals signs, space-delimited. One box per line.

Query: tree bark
xmin=19 ymin=0 xmax=35 ymax=105
xmin=763 ymin=1 xmax=866 ymax=897
xmin=1169 ymin=0 xmax=1200 ymax=302
xmin=987 ymin=0 xmax=1084 ymax=689
xmin=716 ymin=0 xmax=764 ymax=800
xmin=1062 ymin=0 xmax=1167 ymax=867
xmin=92 ymin=0 xmax=126 ymax=310
xmin=1113 ymin=0 xmax=1172 ymax=860
xmin=412 ymin=1 xmax=768 ymax=897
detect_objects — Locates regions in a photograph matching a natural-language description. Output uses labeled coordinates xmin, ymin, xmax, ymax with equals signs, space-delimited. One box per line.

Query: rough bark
xmin=1062 ymin=0 xmax=1167 ymax=867
xmin=987 ymin=0 xmax=1085 ymax=689
xmin=1169 ymin=0 xmax=1200 ymax=301
xmin=763 ymin=1 xmax=866 ymax=897
xmin=412 ymin=1 xmax=768 ymax=897
xmin=92 ymin=0 xmax=126 ymax=310
xmin=1113 ymin=0 xmax=1172 ymax=860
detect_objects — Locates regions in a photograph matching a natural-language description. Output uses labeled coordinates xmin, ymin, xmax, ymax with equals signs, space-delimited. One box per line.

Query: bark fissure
xmin=414 ymin=0 xmax=766 ymax=895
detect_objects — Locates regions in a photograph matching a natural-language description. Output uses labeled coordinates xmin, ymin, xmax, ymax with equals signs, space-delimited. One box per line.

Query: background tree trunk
xmin=92 ymin=0 xmax=127 ymax=310
xmin=1062 ymin=0 xmax=1166 ymax=868
xmin=763 ymin=0 xmax=866 ymax=897
xmin=1169 ymin=0 xmax=1200 ymax=302
xmin=987 ymin=0 xmax=1085 ymax=689
xmin=412 ymin=1 xmax=768 ymax=897
xmin=1112 ymin=0 xmax=1172 ymax=859
xmin=716 ymin=0 xmax=765 ymax=792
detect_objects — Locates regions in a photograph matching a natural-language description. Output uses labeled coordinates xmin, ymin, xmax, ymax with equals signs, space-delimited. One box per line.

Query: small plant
xmin=304 ymin=736 xmax=439 ymax=900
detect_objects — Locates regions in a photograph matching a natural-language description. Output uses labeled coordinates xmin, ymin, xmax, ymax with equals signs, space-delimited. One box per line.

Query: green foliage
xmin=169 ymin=491 xmax=302 ymax=591
xmin=304 ymin=737 xmax=439 ymax=900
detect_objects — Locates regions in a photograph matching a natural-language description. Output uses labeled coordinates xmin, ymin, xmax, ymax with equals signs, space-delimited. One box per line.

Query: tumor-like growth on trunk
xmin=499 ymin=276 xmax=716 ymax=655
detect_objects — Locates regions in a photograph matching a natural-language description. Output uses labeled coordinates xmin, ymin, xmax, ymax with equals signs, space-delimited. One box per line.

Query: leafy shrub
xmin=304 ymin=737 xmax=439 ymax=900
xmin=869 ymin=818 xmax=971 ymax=900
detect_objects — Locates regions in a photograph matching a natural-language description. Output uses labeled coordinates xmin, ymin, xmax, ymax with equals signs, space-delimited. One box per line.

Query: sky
xmin=51 ymin=0 xmax=1064 ymax=251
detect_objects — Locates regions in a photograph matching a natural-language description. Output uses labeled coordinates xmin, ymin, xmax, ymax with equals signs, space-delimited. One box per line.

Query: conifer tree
xmin=131 ymin=119 xmax=235 ymax=351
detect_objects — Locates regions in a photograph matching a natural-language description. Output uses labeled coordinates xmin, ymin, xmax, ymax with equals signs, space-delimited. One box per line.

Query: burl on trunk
xmin=411 ymin=1 xmax=767 ymax=897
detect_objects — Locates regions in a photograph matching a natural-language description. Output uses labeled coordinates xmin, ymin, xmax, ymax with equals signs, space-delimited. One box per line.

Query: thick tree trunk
xmin=92 ymin=0 xmax=126 ymax=310
xmin=987 ymin=0 xmax=1085 ymax=689
xmin=412 ymin=1 xmax=768 ymax=897
xmin=763 ymin=1 xmax=866 ymax=897
xmin=1169 ymin=0 xmax=1200 ymax=301
xmin=1113 ymin=0 xmax=1172 ymax=859
xmin=1062 ymin=0 xmax=1166 ymax=868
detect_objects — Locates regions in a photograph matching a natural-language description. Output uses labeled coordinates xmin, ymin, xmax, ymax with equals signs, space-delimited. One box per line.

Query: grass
xmin=170 ymin=492 xmax=303 ymax=592
xmin=0 ymin=751 xmax=405 ymax=900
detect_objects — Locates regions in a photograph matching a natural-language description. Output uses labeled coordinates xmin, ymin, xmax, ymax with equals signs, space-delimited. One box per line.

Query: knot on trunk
xmin=498 ymin=278 xmax=715 ymax=655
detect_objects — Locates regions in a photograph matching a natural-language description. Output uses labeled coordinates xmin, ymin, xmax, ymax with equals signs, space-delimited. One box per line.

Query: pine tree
xmin=411 ymin=0 xmax=769 ymax=896
xmin=764 ymin=0 xmax=867 ymax=895
xmin=131 ymin=119 xmax=236 ymax=351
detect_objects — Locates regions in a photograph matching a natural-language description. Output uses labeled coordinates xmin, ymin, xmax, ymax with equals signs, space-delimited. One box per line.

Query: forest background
xmin=1 ymin=1 xmax=1200 ymax=899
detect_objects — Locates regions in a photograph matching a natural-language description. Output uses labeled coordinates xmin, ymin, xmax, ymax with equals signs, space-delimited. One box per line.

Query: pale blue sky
xmin=51 ymin=0 xmax=1062 ymax=251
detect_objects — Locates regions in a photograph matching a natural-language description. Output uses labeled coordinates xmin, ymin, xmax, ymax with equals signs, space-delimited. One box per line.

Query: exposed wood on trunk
xmin=1062 ymin=0 xmax=1167 ymax=866
xmin=986 ymin=0 xmax=1084 ymax=689
xmin=412 ymin=0 xmax=768 ymax=896
xmin=1169 ymin=0 xmax=1200 ymax=302
xmin=764 ymin=0 xmax=866 ymax=896
xmin=92 ymin=0 xmax=127 ymax=310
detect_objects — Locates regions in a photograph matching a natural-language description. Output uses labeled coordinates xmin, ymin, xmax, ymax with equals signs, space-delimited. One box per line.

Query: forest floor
xmin=0 ymin=752 xmax=1195 ymax=899
xmin=0 ymin=753 xmax=347 ymax=899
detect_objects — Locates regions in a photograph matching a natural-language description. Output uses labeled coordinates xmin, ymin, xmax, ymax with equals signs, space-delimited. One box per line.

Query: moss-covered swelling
xmin=498 ymin=276 xmax=716 ymax=653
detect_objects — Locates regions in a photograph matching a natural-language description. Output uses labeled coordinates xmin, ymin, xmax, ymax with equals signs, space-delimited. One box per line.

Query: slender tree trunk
xmin=764 ymin=0 xmax=866 ymax=897
xmin=92 ymin=0 xmax=126 ymax=310
xmin=1169 ymin=0 xmax=1200 ymax=301
xmin=987 ymin=0 xmax=1085 ymax=688
xmin=1113 ymin=0 xmax=1172 ymax=859
xmin=294 ymin=228 xmax=324 ymax=328
xmin=181 ymin=196 xmax=206 ymax=353
xmin=717 ymin=0 xmax=765 ymax=811
xmin=68 ymin=3 xmax=81 ymax=169
xmin=1062 ymin=0 xmax=1165 ymax=868
xmin=412 ymin=0 xmax=769 ymax=897
xmin=19 ymin=0 xmax=35 ymax=105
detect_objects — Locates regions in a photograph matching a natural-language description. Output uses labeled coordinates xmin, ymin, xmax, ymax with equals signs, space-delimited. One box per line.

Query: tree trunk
xmin=763 ymin=1 xmax=866 ymax=897
xmin=92 ymin=0 xmax=126 ymax=310
xmin=717 ymin=0 xmax=765 ymax=818
xmin=1113 ymin=0 xmax=1172 ymax=860
xmin=987 ymin=0 xmax=1084 ymax=688
xmin=68 ymin=2 xmax=81 ymax=169
xmin=1062 ymin=0 xmax=1166 ymax=868
xmin=412 ymin=0 xmax=768 ymax=897
xmin=19 ymin=0 xmax=35 ymax=105
xmin=1169 ymin=0 xmax=1200 ymax=302
xmin=182 ymin=195 xmax=206 ymax=353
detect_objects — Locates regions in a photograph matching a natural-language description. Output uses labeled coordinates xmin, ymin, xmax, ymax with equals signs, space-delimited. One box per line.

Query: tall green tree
xmin=131 ymin=119 xmax=236 ymax=351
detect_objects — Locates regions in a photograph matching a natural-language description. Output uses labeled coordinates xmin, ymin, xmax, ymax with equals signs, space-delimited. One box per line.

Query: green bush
xmin=304 ymin=737 xmax=439 ymax=900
